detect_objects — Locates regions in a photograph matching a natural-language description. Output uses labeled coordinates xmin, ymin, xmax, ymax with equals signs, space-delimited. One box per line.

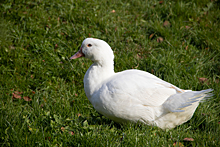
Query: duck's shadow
xmin=78 ymin=112 xmax=156 ymax=131
xmin=77 ymin=112 xmax=120 ymax=128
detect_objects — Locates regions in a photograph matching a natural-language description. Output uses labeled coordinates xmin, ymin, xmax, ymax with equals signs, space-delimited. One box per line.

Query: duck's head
xmin=70 ymin=38 xmax=114 ymax=63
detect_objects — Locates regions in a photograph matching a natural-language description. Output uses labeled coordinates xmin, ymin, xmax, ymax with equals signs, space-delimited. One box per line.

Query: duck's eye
xmin=87 ymin=44 xmax=92 ymax=47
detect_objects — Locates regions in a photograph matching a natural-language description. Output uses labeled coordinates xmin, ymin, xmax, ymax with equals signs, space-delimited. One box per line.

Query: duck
xmin=70 ymin=38 xmax=213 ymax=129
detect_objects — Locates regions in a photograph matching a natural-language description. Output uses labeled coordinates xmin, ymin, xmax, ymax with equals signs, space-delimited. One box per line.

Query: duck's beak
xmin=70 ymin=47 xmax=85 ymax=60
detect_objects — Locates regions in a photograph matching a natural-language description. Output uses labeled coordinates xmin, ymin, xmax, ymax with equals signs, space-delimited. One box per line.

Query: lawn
xmin=0 ymin=0 xmax=220 ymax=146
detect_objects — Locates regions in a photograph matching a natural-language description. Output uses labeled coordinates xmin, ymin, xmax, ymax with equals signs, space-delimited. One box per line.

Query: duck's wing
xmin=104 ymin=69 xmax=184 ymax=107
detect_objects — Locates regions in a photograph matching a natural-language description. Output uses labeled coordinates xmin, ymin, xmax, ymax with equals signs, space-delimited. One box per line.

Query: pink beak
xmin=70 ymin=47 xmax=85 ymax=59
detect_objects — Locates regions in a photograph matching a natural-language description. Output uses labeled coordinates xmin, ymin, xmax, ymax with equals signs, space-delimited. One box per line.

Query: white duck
xmin=70 ymin=38 xmax=212 ymax=129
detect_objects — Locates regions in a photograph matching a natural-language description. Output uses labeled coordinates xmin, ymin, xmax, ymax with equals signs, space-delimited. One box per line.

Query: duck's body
xmin=70 ymin=38 xmax=212 ymax=129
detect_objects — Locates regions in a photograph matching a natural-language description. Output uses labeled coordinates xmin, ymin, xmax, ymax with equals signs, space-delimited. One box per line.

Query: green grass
xmin=0 ymin=0 xmax=220 ymax=146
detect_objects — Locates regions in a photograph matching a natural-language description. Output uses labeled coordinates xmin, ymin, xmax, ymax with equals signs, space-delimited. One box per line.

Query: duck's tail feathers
xmin=162 ymin=89 xmax=213 ymax=113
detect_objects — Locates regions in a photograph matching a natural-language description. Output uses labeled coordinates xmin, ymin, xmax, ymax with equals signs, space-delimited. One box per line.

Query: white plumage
xmin=70 ymin=38 xmax=212 ymax=129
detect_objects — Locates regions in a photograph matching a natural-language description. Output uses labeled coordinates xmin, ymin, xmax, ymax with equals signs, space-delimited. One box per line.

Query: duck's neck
xmin=83 ymin=60 xmax=115 ymax=100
